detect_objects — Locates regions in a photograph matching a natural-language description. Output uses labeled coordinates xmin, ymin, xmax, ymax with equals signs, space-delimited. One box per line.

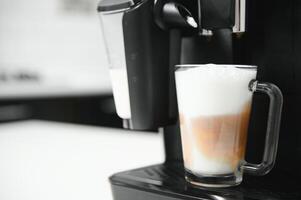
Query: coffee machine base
xmin=110 ymin=162 xmax=301 ymax=200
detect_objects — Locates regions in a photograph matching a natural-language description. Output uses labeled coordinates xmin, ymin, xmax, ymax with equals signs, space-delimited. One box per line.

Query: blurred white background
xmin=0 ymin=0 xmax=111 ymax=98
xmin=0 ymin=1 xmax=161 ymax=200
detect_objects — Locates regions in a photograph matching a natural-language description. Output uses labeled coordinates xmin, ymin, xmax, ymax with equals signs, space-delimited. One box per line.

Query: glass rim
xmin=175 ymin=64 xmax=257 ymax=71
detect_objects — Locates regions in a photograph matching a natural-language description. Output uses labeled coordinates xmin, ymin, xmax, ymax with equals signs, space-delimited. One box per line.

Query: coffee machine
xmin=98 ymin=0 xmax=301 ymax=199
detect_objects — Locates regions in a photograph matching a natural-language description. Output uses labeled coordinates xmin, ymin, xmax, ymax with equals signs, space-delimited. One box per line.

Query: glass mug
xmin=175 ymin=64 xmax=283 ymax=187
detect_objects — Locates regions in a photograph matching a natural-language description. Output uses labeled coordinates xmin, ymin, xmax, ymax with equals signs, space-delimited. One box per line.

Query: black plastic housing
xmin=122 ymin=0 xmax=174 ymax=130
xmin=199 ymin=0 xmax=236 ymax=29
xmin=110 ymin=163 xmax=301 ymax=200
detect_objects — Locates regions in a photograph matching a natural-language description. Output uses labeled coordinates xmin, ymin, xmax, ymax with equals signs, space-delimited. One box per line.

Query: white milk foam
xmin=109 ymin=68 xmax=131 ymax=119
xmin=175 ymin=64 xmax=257 ymax=117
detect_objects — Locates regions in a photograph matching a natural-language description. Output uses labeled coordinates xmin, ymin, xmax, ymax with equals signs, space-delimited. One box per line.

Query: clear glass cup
xmin=175 ymin=64 xmax=283 ymax=187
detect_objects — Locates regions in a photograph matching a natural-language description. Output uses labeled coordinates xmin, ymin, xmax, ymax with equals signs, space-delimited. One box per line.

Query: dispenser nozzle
xmin=158 ymin=2 xmax=198 ymax=29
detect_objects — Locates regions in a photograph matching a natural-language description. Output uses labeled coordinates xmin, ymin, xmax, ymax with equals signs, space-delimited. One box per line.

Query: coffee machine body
xmin=98 ymin=0 xmax=177 ymax=131
xmin=98 ymin=0 xmax=301 ymax=199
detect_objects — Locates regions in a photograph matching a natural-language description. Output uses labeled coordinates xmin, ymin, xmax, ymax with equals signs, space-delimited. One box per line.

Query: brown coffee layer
xmin=180 ymin=102 xmax=251 ymax=170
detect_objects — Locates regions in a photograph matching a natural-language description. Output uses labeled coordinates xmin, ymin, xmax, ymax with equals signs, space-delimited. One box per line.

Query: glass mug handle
xmin=242 ymin=80 xmax=283 ymax=175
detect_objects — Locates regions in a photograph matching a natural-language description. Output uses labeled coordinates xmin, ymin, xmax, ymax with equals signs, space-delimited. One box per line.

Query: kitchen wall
xmin=0 ymin=0 xmax=111 ymax=98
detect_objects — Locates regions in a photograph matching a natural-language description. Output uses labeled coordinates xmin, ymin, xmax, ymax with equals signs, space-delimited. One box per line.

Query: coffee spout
xmin=157 ymin=2 xmax=198 ymax=30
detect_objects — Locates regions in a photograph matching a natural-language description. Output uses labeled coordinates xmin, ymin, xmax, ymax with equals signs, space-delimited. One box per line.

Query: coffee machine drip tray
xmin=110 ymin=163 xmax=301 ymax=200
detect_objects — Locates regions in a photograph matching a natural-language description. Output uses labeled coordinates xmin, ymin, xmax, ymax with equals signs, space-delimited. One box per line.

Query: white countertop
xmin=0 ymin=120 xmax=164 ymax=200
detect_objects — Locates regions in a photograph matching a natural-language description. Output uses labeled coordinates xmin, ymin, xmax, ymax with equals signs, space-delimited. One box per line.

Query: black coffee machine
xmin=98 ymin=0 xmax=301 ymax=199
